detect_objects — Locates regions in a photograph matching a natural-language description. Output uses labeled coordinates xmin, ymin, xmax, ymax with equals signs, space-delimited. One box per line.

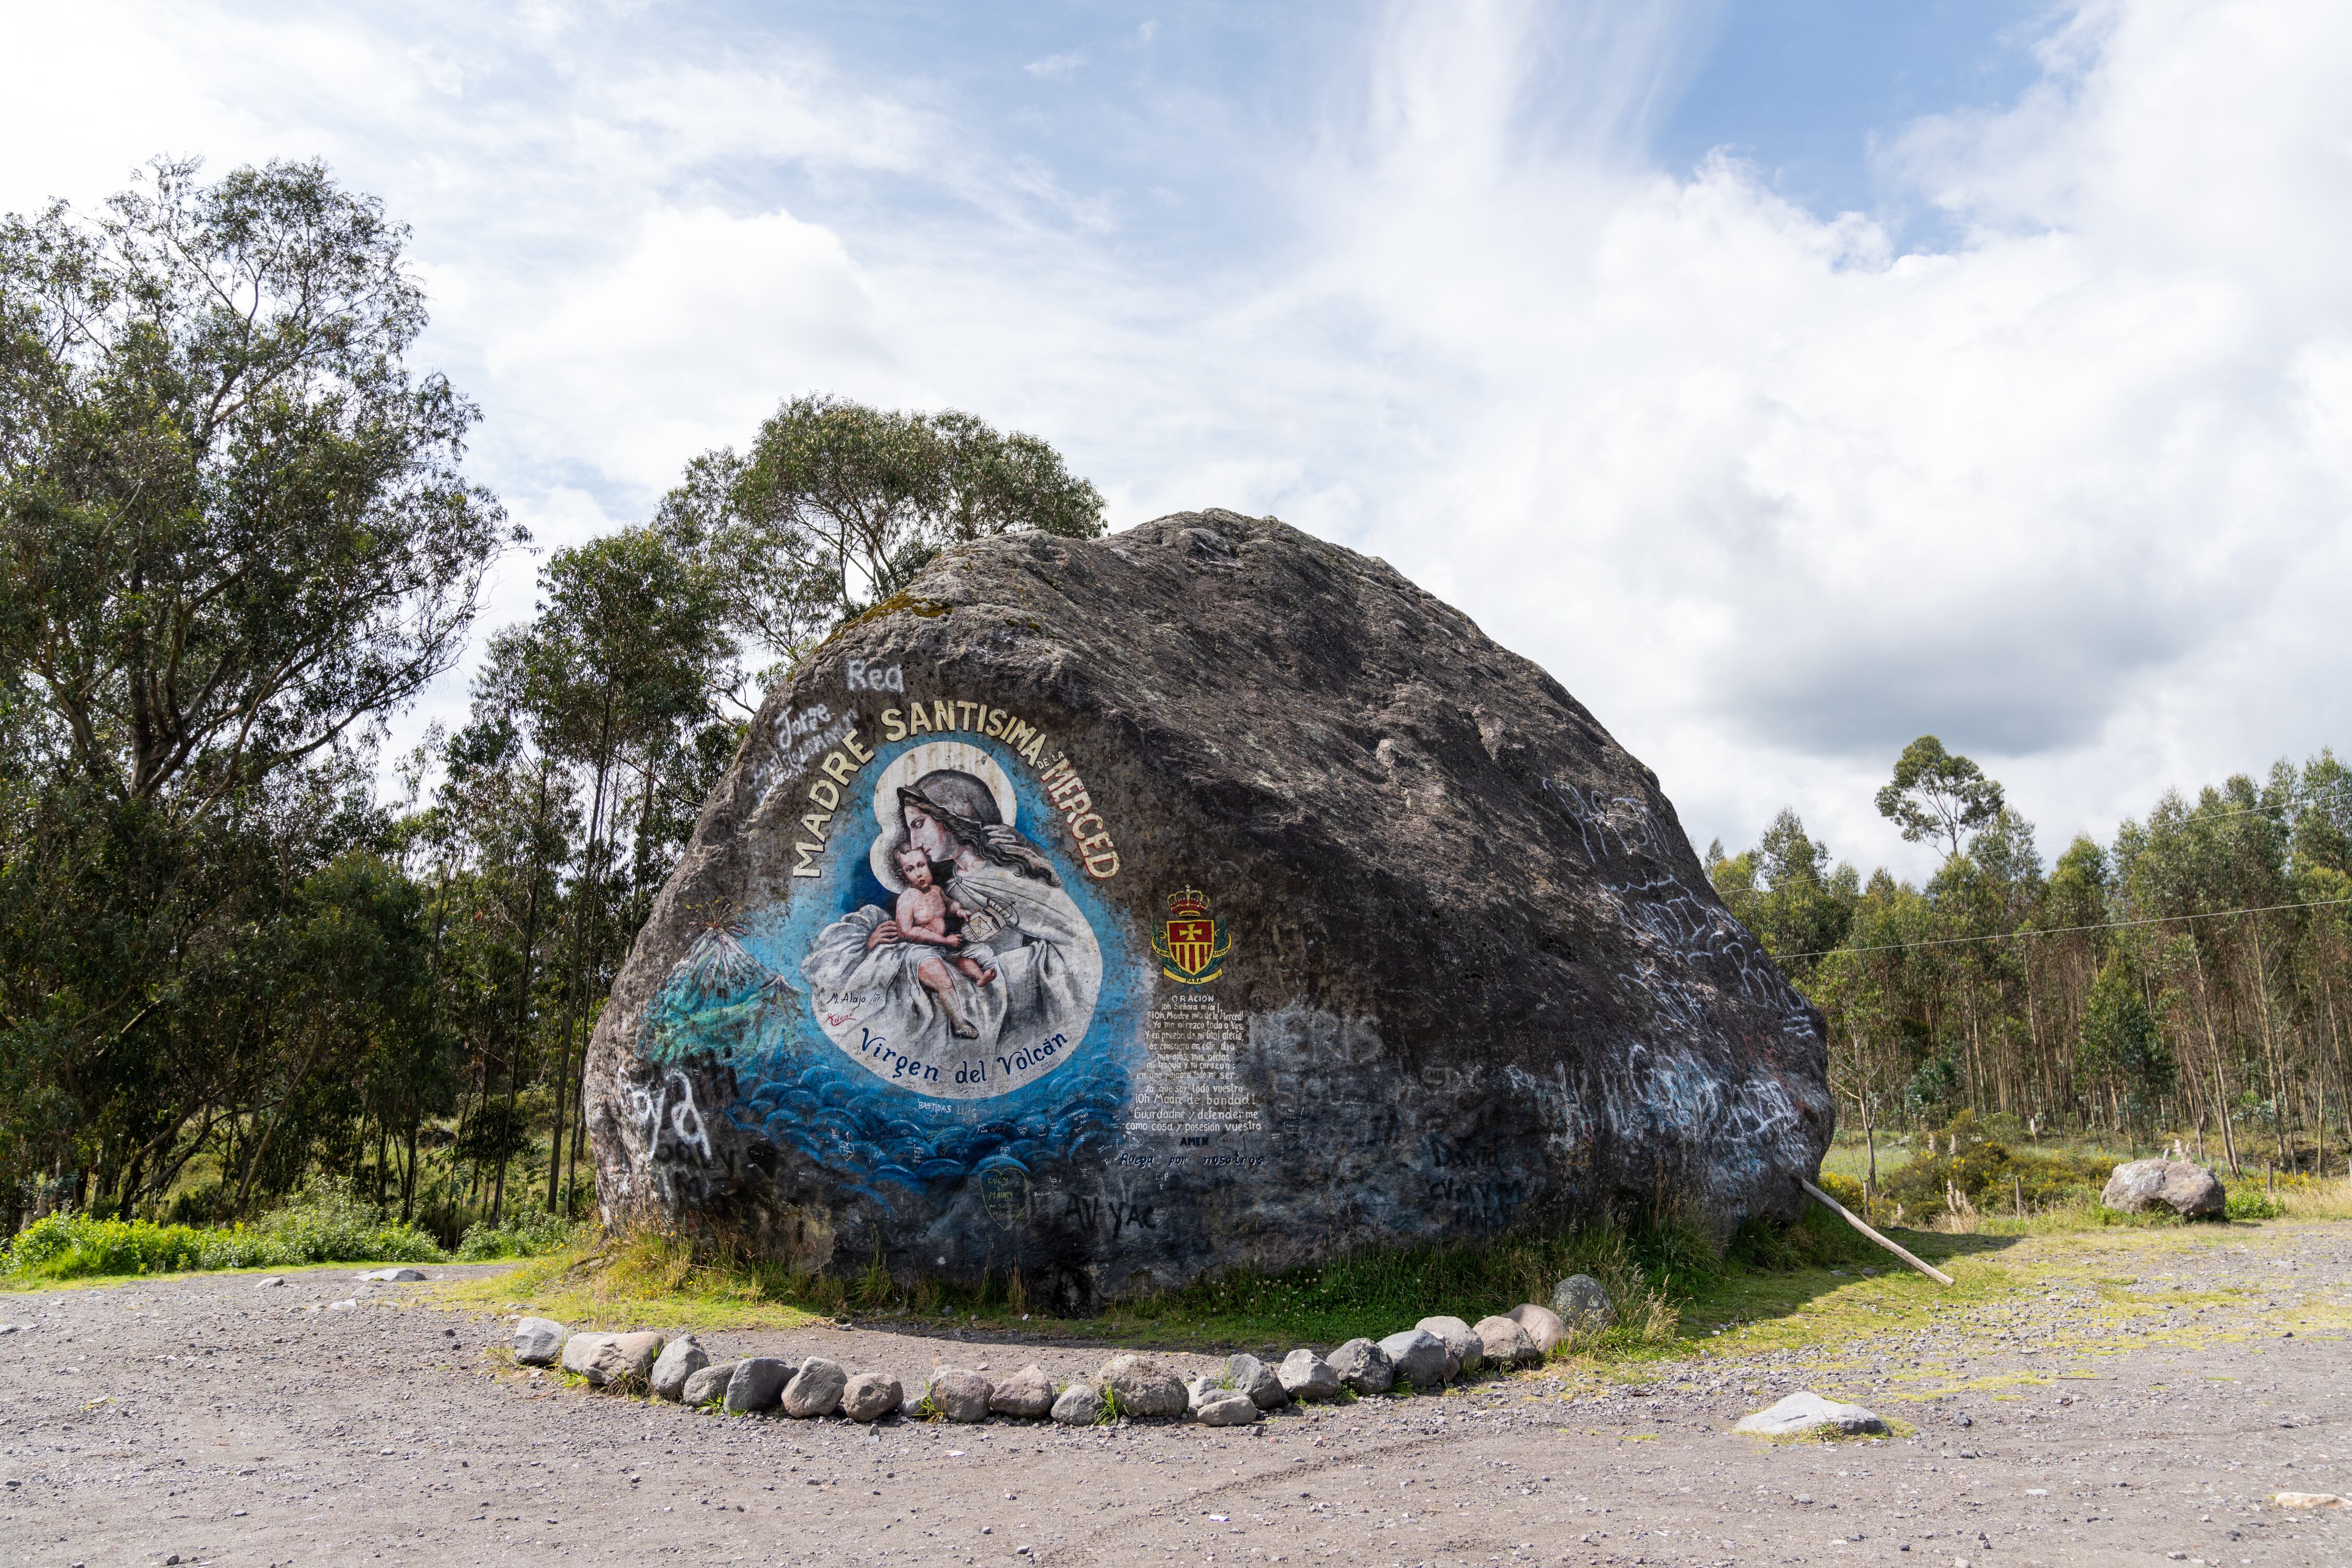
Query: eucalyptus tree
xmin=661 ymin=394 xmax=1107 ymax=669
xmin=0 ymin=157 xmax=510 ymax=1211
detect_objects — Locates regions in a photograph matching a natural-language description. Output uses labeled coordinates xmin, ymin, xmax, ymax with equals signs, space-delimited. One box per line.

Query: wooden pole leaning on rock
xmin=1800 ymin=1177 xmax=1955 ymax=1287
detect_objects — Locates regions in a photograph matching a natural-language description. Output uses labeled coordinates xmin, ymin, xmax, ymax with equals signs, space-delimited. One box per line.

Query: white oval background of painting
xmin=800 ymin=737 xmax=1103 ymax=1099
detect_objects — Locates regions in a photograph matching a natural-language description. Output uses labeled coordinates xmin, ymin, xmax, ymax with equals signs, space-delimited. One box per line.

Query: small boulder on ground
xmin=1184 ymin=1374 xmax=1224 ymax=1414
xmin=1277 ymin=1349 xmax=1342 ymax=1401
xmin=513 ymin=1317 xmax=568 ymax=1366
xmin=1414 ymin=1316 xmax=1482 ymax=1379
xmin=682 ymin=1363 xmax=737 ymax=1406
xmin=1097 ymin=1354 xmax=1189 ymax=1418
xmin=1551 ymin=1275 xmax=1614 ymax=1331
xmin=1506 ymin=1302 xmax=1565 ymax=1353
xmin=989 ymin=1364 xmax=1056 ymax=1419
xmin=927 ymin=1368 xmax=993 ymax=1423
xmin=649 ymin=1336 xmax=709 ymax=1401
xmin=1377 ymin=1329 xmax=1448 ymax=1389
xmin=1327 ymin=1338 xmax=1394 ymax=1394
xmin=255 ymin=1277 xmax=285 ymax=1290
xmin=1227 ymin=1353 xmax=1287 ymax=1409
xmin=1051 ymin=1383 xmax=1105 ymax=1425
xmin=1195 ymin=1391 xmax=1261 ymax=1426
xmin=581 ymin=1331 xmax=665 ymax=1387
xmin=724 ymin=1356 xmax=792 ymax=1414
xmin=783 ymin=1357 xmax=848 ymax=1417
xmin=2101 ymin=1158 xmax=2226 ymax=1219
xmin=559 ymin=1332 xmax=617 ymax=1376
xmin=356 ymin=1267 xmax=426 ymax=1283
xmin=841 ymin=1371 xmax=903 ymax=1423
xmin=1472 ymin=1314 xmax=1542 ymax=1367
xmin=1734 ymin=1391 xmax=1890 ymax=1438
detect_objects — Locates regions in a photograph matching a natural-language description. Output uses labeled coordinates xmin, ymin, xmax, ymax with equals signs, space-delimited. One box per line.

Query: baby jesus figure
xmin=867 ymin=845 xmax=1000 ymax=1039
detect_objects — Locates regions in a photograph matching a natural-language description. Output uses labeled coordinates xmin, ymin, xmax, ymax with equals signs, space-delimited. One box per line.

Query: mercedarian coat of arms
xmin=1151 ymin=889 xmax=1232 ymax=984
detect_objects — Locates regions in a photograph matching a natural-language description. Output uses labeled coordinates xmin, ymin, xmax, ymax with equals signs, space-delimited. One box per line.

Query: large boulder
xmin=584 ymin=510 xmax=1832 ymax=1304
xmin=649 ymin=1335 xmax=709 ymax=1401
xmin=1472 ymin=1315 xmax=1542 ymax=1368
xmin=782 ymin=1357 xmax=848 ymax=1417
xmin=1328 ymin=1338 xmax=1394 ymax=1395
xmin=1277 ymin=1350 xmax=1341 ymax=1402
xmin=2101 ymin=1158 xmax=2225 ymax=1219
xmin=1097 ymin=1355 xmax=1187 ymax=1418
xmin=1377 ymin=1329 xmax=1448 ymax=1389
xmin=513 ymin=1317 xmax=568 ymax=1366
xmin=1414 ymin=1316 xmax=1482 ymax=1379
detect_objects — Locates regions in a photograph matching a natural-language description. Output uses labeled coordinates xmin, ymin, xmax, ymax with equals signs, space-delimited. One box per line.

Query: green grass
xmin=0 ymin=1176 xmax=579 ymax=1287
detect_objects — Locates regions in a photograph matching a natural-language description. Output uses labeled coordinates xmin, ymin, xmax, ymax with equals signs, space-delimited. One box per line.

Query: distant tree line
xmin=0 ymin=160 xmax=1102 ymax=1238
xmin=1710 ymin=737 xmax=2352 ymax=1174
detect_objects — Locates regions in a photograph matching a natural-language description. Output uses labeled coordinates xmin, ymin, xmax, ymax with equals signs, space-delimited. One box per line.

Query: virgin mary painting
xmin=800 ymin=759 xmax=1102 ymax=1098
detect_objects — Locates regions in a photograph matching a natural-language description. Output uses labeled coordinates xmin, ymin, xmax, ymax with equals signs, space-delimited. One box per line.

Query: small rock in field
xmin=1551 ymin=1275 xmax=1613 ymax=1330
xmin=1276 ymin=1349 xmax=1341 ymax=1401
xmin=782 ymin=1357 xmax=848 ymax=1418
xmin=1506 ymin=1302 xmax=1565 ymax=1353
xmin=1184 ymin=1375 xmax=1224 ymax=1413
xmin=1195 ymin=1391 xmax=1260 ymax=1426
xmin=1472 ymin=1314 xmax=1542 ymax=1367
xmin=1734 ymin=1391 xmax=1889 ymax=1438
xmin=988 ymin=1364 xmax=1055 ymax=1419
xmin=724 ymin=1356 xmax=792 ymax=1414
xmin=1050 ymin=1383 xmax=1105 ymax=1425
xmin=681 ymin=1363 xmax=736 ymax=1407
xmin=2273 ymin=1492 xmax=2347 ymax=1508
xmin=1327 ymin=1338 xmax=1394 ymax=1394
xmin=0 ymin=1325 xmax=17 ymax=1336
xmin=841 ymin=1371 xmax=903 ymax=1423
xmin=560 ymin=1332 xmax=618 ymax=1376
xmin=1095 ymin=1354 xmax=1188 ymax=1417
xmin=355 ymin=1267 xmax=426 ymax=1283
xmin=1413 ymin=1316 xmax=1482 ymax=1379
xmin=1226 ymin=1353 xmax=1287 ymax=1409
xmin=327 ymin=1299 xmax=358 ymax=1312
xmin=649 ymin=1336 xmax=708 ymax=1401
xmin=928 ymin=1368 xmax=993 ymax=1423
xmin=2101 ymin=1158 xmax=2225 ymax=1219
xmin=254 ymin=1278 xmax=285 ymax=1291
xmin=1377 ymin=1329 xmax=1448 ymax=1388
xmin=575 ymin=1331 xmax=664 ymax=1387
xmin=513 ymin=1317 xmax=568 ymax=1366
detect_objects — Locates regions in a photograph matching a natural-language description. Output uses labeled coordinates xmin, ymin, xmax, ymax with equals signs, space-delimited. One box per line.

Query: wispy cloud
xmin=4 ymin=0 xmax=2346 ymax=878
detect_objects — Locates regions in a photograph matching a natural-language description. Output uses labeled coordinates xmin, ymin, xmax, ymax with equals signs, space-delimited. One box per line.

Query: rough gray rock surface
xmin=1097 ymin=1355 xmax=1187 ymax=1418
xmin=927 ymin=1368 xmax=993 ymax=1423
xmin=2102 ymin=1158 xmax=2226 ymax=1219
xmin=1552 ymin=1274 xmax=1615 ymax=1330
xmin=513 ymin=1317 xmax=567 ymax=1366
xmin=681 ymin=1363 xmax=736 ymax=1406
xmin=1473 ymin=1315 xmax=1541 ymax=1367
xmin=585 ymin=1331 xmax=665 ymax=1387
xmin=1227 ymin=1353 xmax=1286 ymax=1409
xmin=1328 ymin=1338 xmax=1394 ymax=1395
xmin=1507 ymin=1302 xmax=1565 ymax=1353
xmin=841 ymin=1371 xmax=902 ymax=1422
xmin=1278 ymin=1350 xmax=1342 ymax=1401
xmin=724 ymin=1357 xmax=790 ymax=1414
xmin=649 ymin=1336 xmax=708 ymax=1401
xmin=988 ymin=1364 xmax=1055 ymax=1418
xmin=1414 ymin=1316 xmax=1482 ymax=1379
xmin=1734 ymin=1391 xmax=1889 ymax=1438
xmin=781 ymin=1357 xmax=847 ymax=1417
xmin=1050 ymin=1383 xmax=1104 ymax=1425
xmin=559 ymin=1333 xmax=616 ymax=1377
xmin=1378 ymin=1329 xmax=1448 ymax=1388
xmin=584 ymin=510 xmax=1830 ymax=1305
xmin=1195 ymin=1391 xmax=1260 ymax=1427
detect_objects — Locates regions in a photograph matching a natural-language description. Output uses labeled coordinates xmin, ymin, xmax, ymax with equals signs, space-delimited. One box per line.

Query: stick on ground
xmin=1800 ymin=1177 xmax=1955 ymax=1287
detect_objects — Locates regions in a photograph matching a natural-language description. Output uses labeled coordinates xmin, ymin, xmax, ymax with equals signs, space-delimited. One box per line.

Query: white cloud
xmin=4 ymin=0 xmax=2346 ymax=881
xmin=1024 ymin=51 xmax=1085 ymax=82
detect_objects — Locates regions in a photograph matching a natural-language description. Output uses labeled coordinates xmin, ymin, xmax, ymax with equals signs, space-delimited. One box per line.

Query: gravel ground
xmin=3 ymin=1222 xmax=2348 ymax=1567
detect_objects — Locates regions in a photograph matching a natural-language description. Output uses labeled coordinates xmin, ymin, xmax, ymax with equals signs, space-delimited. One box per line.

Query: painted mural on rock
xmin=631 ymin=707 xmax=1143 ymax=1218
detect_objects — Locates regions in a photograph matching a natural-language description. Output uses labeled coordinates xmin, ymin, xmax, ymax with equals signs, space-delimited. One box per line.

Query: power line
xmin=1780 ymin=894 xmax=2352 ymax=962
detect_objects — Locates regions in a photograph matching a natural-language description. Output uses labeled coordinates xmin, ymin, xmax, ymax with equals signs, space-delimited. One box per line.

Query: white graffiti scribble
xmin=624 ymin=1065 xmax=713 ymax=1168
xmin=1541 ymin=778 xmax=1671 ymax=866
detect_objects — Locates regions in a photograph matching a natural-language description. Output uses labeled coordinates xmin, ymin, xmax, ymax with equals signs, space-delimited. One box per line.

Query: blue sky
xmin=6 ymin=1 xmax=2347 ymax=881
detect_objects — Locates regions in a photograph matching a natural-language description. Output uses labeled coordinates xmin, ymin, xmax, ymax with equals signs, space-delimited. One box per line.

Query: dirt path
xmin=4 ymin=1223 xmax=2349 ymax=1567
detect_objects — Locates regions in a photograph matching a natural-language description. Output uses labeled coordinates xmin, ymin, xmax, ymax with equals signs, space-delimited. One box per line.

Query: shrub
xmin=455 ymin=1207 xmax=582 ymax=1260
xmin=2 ymin=1177 xmax=442 ymax=1282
